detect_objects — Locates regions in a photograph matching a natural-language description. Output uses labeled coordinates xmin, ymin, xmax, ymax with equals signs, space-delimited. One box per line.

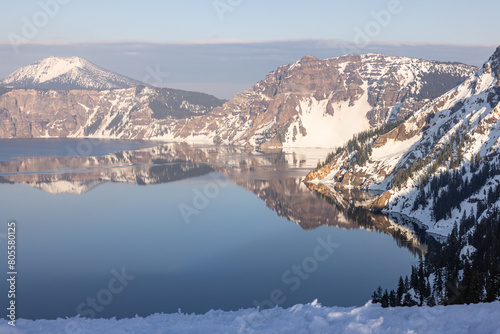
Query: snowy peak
xmin=307 ymin=45 xmax=500 ymax=236
xmin=29 ymin=56 xmax=85 ymax=83
xmin=486 ymin=45 xmax=500 ymax=70
xmin=481 ymin=45 xmax=500 ymax=84
xmin=0 ymin=53 xmax=479 ymax=148
xmin=184 ymin=53 xmax=476 ymax=148
xmin=0 ymin=56 xmax=145 ymax=91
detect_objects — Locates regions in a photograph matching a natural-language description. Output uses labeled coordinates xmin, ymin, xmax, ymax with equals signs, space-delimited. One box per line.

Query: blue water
xmin=0 ymin=140 xmax=417 ymax=320
xmin=0 ymin=138 xmax=160 ymax=161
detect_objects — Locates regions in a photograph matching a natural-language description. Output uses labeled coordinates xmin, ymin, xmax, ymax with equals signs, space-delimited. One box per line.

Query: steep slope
xmin=0 ymin=56 xmax=144 ymax=90
xmin=306 ymin=45 xmax=500 ymax=236
xmin=0 ymin=54 xmax=476 ymax=146
xmin=0 ymin=86 xmax=223 ymax=139
xmin=179 ymin=54 xmax=476 ymax=148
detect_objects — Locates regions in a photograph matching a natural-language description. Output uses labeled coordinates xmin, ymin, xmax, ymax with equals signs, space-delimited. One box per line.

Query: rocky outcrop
xmin=306 ymin=46 xmax=500 ymax=232
xmin=370 ymin=191 xmax=392 ymax=211
xmin=0 ymin=54 xmax=476 ymax=148
xmin=179 ymin=54 xmax=476 ymax=148
xmin=0 ymin=87 xmax=223 ymax=139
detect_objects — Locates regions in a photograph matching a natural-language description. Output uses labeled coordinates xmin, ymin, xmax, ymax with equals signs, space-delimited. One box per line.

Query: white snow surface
xmin=315 ymin=47 xmax=500 ymax=238
xmin=1 ymin=300 xmax=499 ymax=334
xmin=283 ymin=84 xmax=372 ymax=148
xmin=1 ymin=56 xmax=143 ymax=90
xmin=371 ymin=138 xmax=420 ymax=162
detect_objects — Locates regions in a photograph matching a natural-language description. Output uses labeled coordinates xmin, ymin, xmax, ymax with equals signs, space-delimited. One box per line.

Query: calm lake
xmin=0 ymin=139 xmax=422 ymax=320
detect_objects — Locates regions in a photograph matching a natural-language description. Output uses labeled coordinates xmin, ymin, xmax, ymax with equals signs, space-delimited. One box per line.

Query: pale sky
xmin=1 ymin=0 xmax=499 ymax=99
xmin=1 ymin=0 xmax=499 ymax=45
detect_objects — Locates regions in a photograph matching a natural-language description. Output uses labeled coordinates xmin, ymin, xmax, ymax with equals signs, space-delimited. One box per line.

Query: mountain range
xmin=306 ymin=45 xmax=500 ymax=236
xmin=0 ymin=84 xmax=223 ymax=139
xmin=182 ymin=54 xmax=476 ymax=148
xmin=0 ymin=55 xmax=476 ymax=148
xmin=303 ymin=47 xmax=500 ymax=307
xmin=2 ymin=47 xmax=499 ymax=307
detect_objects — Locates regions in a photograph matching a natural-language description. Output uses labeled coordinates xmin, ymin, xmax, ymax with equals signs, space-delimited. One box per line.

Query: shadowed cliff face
xmin=0 ymin=142 xmax=425 ymax=254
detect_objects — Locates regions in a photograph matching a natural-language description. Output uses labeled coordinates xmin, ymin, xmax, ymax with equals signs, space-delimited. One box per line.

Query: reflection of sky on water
xmin=0 ymin=140 xmax=417 ymax=319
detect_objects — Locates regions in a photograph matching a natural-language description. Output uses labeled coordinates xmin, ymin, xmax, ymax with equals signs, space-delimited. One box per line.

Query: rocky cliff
xmin=0 ymin=86 xmax=223 ymax=139
xmin=177 ymin=54 xmax=476 ymax=148
xmin=306 ymin=46 xmax=500 ymax=236
xmin=0 ymin=54 xmax=476 ymax=148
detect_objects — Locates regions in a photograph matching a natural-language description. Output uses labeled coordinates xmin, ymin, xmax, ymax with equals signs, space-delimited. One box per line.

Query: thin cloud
xmin=0 ymin=40 xmax=495 ymax=99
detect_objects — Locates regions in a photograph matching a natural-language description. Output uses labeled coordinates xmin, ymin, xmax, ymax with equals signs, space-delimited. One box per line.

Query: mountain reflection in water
xmin=0 ymin=142 xmax=426 ymax=255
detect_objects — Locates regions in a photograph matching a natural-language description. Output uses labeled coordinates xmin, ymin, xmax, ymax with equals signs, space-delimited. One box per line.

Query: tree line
xmin=373 ymin=207 xmax=500 ymax=307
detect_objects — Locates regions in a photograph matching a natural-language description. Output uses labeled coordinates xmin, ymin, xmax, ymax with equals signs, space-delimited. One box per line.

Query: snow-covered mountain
xmin=0 ymin=54 xmax=476 ymax=146
xmin=177 ymin=54 xmax=476 ymax=148
xmin=306 ymin=45 xmax=500 ymax=236
xmin=0 ymin=56 xmax=145 ymax=90
xmin=0 ymin=86 xmax=224 ymax=138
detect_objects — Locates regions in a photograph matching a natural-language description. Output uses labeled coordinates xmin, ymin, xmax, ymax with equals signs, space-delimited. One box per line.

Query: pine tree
xmin=468 ymin=272 xmax=485 ymax=303
xmin=316 ymin=160 xmax=322 ymax=171
xmin=381 ymin=290 xmax=389 ymax=308
xmin=389 ymin=290 xmax=397 ymax=307
xmin=436 ymin=268 xmax=444 ymax=300
xmin=411 ymin=266 xmax=418 ymax=291
xmin=372 ymin=286 xmax=383 ymax=303
xmin=485 ymin=260 xmax=500 ymax=302
xmin=424 ymin=281 xmax=432 ymax=299
xmin=397 ymin=276 xmax=405 ymax=305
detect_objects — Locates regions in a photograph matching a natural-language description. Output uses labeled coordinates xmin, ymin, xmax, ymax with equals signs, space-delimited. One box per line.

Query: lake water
xmin=0 ymin=139 xmax=421 ymax=320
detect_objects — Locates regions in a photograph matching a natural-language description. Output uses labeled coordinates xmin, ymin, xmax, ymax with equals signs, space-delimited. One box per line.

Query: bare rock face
xmin=0 ymin=54 xmax=476 ymax=148
xmin=370 ymin=191 xmax=393 ymax=211
xmin=0 ymin=87 xmax=223 ymax=139
xmin=181 ymin=53 xmax=475 ymax=148
xmin=306 ymin=46 xmax=500 ymax=227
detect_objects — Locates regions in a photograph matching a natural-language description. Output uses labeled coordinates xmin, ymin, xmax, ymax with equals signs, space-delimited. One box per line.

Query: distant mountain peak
xmin=300 ymin=55 xmax=320 ymax=62
xmin=0 ymin=56 xmax=145 ymax=91
xmin=21 ymin=56 xmax=87 ymax=84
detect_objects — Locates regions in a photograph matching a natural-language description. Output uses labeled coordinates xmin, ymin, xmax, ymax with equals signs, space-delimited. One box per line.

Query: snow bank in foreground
xmin=1 ymin=300 xmax=499 ymax=334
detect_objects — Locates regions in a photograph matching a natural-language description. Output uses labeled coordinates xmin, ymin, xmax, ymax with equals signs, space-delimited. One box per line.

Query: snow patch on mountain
xmin=283 ymin=83 xmax=372 ymax=148
xmin=168 ymin=53 xmax=476 ymax=149
xmin=0 ymin=54 xmax=478 ymax=148
xmin=0 ymin=56 xmax=145 ymax=90
xmin=307 ymin=45 xmax=500 ymax=237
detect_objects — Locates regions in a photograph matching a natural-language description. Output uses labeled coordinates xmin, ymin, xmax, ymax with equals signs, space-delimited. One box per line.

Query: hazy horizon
xmin=0 ymin=41 xmax=496 ymax=99
xmin=2 ymin=0 xmax=499 ymax=98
